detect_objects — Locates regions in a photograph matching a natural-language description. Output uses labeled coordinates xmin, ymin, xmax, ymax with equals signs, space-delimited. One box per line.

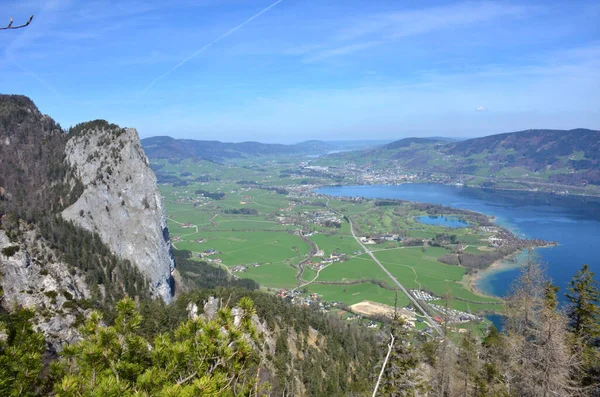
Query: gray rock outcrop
xmin=62 ymin=127 xmax=175 ymax=302
xmin=0 ymin=230 xmax=90 ymax=349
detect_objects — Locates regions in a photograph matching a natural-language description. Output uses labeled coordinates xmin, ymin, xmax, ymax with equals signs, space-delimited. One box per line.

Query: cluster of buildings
xmin=197 ymin=249 xmax=218 ymax=258
xmin=277 ymin=210 xmax=343 ymax=229
xmin=276 ymin=289 xmax=354 ymax=314
xmin=308 ymin=252 xmax=346 ymax=271
xmin=231 ymin=263 xmax=261 ymax=273
xmin=360 ymin=234 xmax=402 ymax=245
xmin=195 ymin=249 xmax=223 ymax=265
xmin=429 ymin=304 xmax=481 ymax=323
xmin=357 ymin=171 xmax=419 ymax=185
xmin=171 ymin=191 xmax=210 ymax=206
xmin=277 ymin=289 xmax=322 ymax=307
xmin=309 ymin=210 xmax=342 ymax=227
xmin=411 ymin=290 xmax=481 ymax=324
xmin=479 ymin=226 xmax=500 ymax=233
xmin=411 ymin=290 xmax=438 ymax=301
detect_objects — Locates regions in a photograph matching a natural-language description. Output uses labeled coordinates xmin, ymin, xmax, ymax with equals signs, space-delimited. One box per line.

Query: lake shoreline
xmin=316 ymin=181 xmax=600 ymax=199
xmin=317 ymin=183 xmax=599 ymax=311
xmin=317 ymin=186 xmax=557 ymax=302
xmin=470 ymin=244 xmax=558 ymax=298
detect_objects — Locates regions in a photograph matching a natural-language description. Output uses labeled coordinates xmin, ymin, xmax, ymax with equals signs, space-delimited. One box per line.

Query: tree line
xmin=380 ymin=258 xmax=600 ymax=396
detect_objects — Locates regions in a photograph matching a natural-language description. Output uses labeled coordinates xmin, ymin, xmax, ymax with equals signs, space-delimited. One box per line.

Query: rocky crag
xmin=1 ymin=94 xmax=175 ymax=338
xmin=0 ymin=228 xmax=90 ymax=349
xmin=62 ymin=122 xmax=175 ymax=302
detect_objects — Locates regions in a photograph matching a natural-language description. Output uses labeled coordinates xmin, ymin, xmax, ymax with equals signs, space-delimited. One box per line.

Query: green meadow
xmin=317 ymin=256 xmax=390 ymax=283
xmin=156 ymin=157 xmax=504 ymax=320
xmin=305 ymin=283 xmax=408 ymax=307
xmin=373 ymin=247 xmax=500 ymax=304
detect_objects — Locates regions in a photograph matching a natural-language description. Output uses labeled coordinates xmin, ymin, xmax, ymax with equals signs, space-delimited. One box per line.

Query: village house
xmin=313 ymin=249 xmax=325 ymax=257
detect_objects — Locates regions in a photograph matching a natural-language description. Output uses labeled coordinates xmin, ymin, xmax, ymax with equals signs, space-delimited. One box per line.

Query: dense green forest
xmin=1 ymin=256 xmax=598 ymax=396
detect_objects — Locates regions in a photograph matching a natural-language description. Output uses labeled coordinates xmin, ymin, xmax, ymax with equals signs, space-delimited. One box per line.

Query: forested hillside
xmin=326 ymin=128 xmax=600 ymax=191
xmin=2 ymin=255 xmax=599 ymax=396
xmin=141 ymin=136 xmax=334 ymax=162
xmin=445 ymin=129 xmax=600 ymax=184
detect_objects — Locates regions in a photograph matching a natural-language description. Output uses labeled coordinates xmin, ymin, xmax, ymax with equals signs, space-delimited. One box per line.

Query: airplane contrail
xmin=141 ymin=0 xmax=285 ymax=93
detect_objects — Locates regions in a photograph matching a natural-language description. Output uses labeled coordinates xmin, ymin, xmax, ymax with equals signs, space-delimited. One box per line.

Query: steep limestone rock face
xmin=62 ymin=125 xmax=175 ymax=302
xmin=0 ymin=229 xmax=90 ymax=349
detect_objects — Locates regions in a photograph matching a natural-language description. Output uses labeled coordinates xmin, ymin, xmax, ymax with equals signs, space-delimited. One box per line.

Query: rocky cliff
xmin=0 ymin=228 xmax=90 ymax=348
xmin=62 ymin=122 xmax=175 ymax=302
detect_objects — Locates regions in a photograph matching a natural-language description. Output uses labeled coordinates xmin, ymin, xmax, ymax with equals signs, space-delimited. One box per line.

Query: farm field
xmin=373 ymin=248 xmax=500 ymax=304
xmin=154 ymin=158 xmax=506 ymax=329
xmin=305 ymin=283 xmax=407 ymax=307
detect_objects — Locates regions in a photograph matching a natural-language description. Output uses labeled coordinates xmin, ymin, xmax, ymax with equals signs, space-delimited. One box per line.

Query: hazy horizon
xmin=2 ymin=0 xmax=599 ymax=143
xmin=142 ymin=128 xmax=600 ymax=145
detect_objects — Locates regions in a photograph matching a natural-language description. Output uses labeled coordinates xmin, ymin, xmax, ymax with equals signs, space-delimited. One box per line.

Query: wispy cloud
xmin=304 ymin=40 xmax=384 ymax=62
xmin=337 ymin=2 xmax=528 ymax=41
xmin=294 ymin=2 xmax=530 ymax=62
xmin=2 ymin=0 xmax=598 ymax=141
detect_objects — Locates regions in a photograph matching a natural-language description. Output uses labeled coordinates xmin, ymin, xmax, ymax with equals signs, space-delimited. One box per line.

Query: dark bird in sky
xmin=1 ymin=15 xmax=33 ymax=30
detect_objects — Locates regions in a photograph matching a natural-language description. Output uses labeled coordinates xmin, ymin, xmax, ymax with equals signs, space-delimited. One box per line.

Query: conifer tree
xmin=476 ymin=326 xmax=510 ymax=397
xmin=566 ymin=264 xmax=600 ymax=393
xmin=0 ymin=275 xmax=45 ymax=397
xmin=456 ymin=330 xmax=479 ymax=397
xmin=566 ymin=264 xmax=600 ymax=341
xmin=380 ymin=317 xmax=426 ymax=396
xmin=53 ymin=297 xmax=261 ymax=396
xmin=0 ymin=308 xmax=45 ymax=397
xmin=505 ymin=259 xmax=578 ymax=397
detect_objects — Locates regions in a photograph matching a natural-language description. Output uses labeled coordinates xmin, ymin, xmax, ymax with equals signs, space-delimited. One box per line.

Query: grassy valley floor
xmin=153 ymin=157 xmax=532 ymax=336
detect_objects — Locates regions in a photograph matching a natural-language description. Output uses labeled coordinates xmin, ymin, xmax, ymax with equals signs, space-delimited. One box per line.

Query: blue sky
xmin=1 ymin=0 xmax=599 ymax=143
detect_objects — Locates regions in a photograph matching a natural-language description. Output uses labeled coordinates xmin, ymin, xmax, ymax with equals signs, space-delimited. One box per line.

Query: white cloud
xmin=304 ymin=40 xmax=384 ymax=63
xmin=338 ymin=2 xmax=528 ymax=41
xmin=296 ymin=2 xmax=531 ymax=62
xmin=476 ymin=105 xmax=488 ymax=112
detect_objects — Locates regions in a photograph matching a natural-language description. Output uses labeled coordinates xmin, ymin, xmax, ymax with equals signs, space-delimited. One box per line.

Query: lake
xmin=416 ymin=215 xmax=468 ymax=228
xmin=317 ymin=184 xmax=600 ymax=300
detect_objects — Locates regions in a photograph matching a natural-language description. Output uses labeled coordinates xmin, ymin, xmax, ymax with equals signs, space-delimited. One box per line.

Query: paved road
xmin=326 ymin=199 xmax=442 ymax=335
xmin=346 ymin=218 xmax=442 ymax=335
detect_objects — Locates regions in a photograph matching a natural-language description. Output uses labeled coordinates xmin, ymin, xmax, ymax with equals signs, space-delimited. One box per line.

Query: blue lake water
xmin=416 ymin=215 xmax=468 ymax=228
xmin=485 ymin=314 xmax=506 ymax=332
xmin=317 ymin=184 xmax=600 ymax=300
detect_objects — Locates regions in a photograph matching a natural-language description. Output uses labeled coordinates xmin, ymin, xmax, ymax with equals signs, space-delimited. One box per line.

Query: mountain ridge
xmin=140 ymin=137 xmax=394 ymax=162
xmin=325 ymin=128 xmax=600 ymax=189
xmin=141 ymin=136 xmax=334 ymax=162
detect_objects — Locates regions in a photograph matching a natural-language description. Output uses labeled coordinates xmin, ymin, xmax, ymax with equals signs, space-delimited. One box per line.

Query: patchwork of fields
xmin=156 ymin=158 xmax=504 ymax=327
